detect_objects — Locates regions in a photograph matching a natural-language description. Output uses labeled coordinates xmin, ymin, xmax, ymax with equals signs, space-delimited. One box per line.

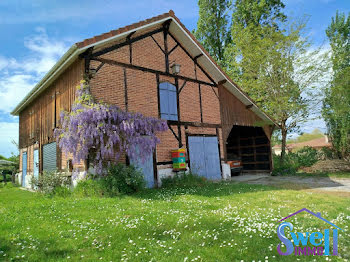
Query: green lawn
xmin=0 ymin=183 xmax=349 ymax=261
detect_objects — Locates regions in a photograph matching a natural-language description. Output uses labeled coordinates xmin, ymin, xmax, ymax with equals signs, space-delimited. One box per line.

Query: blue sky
xmin=0 ymin=0 xmax=349 ymax=157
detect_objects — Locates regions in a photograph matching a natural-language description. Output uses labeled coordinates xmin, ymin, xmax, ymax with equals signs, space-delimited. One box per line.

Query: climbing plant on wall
xmin=54 ymin=80 xmax=168 ymax=174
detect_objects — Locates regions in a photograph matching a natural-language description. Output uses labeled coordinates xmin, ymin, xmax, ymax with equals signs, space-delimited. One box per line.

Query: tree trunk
xmin=280 ymin=121 xmax=287 ymax=165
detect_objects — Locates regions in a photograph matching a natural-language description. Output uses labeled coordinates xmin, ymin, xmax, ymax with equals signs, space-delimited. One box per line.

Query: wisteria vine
xmin=54 ymin=80 xmax=168 ymax=174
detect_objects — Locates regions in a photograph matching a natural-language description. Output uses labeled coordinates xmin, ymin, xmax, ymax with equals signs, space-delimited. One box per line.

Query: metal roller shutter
xmin=43 ymin=142 xmax=57 ymax=172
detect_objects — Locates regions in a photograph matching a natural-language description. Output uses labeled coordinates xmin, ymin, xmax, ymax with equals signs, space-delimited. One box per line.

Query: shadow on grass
xmin=0 ymin=236 xmax=74 ymax=260
xmin=133 ymin=181 xmax=279 ymax=200
xmin=237 ymin=173 xmax=349 ymax=191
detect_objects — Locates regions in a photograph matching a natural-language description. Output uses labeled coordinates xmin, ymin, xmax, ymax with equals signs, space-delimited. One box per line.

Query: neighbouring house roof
xmin=11 ymin=10 xmax=277 ymax=126
xmin=273 ymin=136 xmax=332 ymax=150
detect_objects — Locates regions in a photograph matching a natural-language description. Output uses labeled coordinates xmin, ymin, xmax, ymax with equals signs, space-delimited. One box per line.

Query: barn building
xmin=11 ymin=11 xmax=276 ymax=188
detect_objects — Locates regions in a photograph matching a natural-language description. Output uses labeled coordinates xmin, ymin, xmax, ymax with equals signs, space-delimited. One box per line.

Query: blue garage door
xmin=130 ymin=148 xmax=155 ymax=188
xmin=22 ymin=152 xmax=27 ymax=187
xmin=188 ymin=136 xmax=221 ymax=180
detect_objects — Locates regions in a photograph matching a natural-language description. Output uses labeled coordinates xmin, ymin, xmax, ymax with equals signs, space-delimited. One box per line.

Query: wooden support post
xmin=81 ymin=47 xmax=94 ymax=75
xmin=185 ymin=127 xmax=190 ymax=168
xmin=153 ymin=150 xmax=158 ymax=188
xmin=178 ymin=126 xmax=183 ymax=148
xmin=199 ymin=84 xmax=203 ymax=123
xmin=175 ymin=77 xmax=180 ymax=122
xmin=156 ymin=73 xmax=161 ymax=118
xmin=175 ymin=77 xmax=183 ymax=148
xmin=216 ymin=128 xmax=223 ymax=175
xmin=123 ymin=68 xmax=128 ymax=111
xmin=126 ymin=31 xmax=135 ymax=64
xmin=163 ymin=23 xmax=170 ymax=73
xmin=194 ymin=63 xmax=203 ymax=122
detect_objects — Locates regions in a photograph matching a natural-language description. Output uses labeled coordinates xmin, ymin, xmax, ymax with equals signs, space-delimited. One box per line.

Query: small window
xmin=159 ymin=82 xmax=178 ymax=120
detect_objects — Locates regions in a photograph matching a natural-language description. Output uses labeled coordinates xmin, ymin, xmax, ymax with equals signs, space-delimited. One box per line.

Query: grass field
xmin=0 ymin=182 xmax=349 ymax=261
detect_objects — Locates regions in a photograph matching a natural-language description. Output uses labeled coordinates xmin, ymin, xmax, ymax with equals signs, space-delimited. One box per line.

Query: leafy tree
xmin=227 ymin=19 xmax=327 ymax=164
xmin=232 ymin=0 xmax=286 ymax=28
xmin=194 ymin=0 xmax=232 ymax=67
xmin=323 ymin=11 xmax=350 ymax=159
xmin=55 ymin=80 xmax=168 ymax=174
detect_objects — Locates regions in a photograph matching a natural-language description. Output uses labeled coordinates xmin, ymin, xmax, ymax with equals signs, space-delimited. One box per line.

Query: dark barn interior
xmin=226 ymin=126 xmax=271 ymax=171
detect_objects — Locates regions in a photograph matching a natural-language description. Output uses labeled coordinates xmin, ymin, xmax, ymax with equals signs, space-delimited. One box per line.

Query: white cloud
xmin=0 ymin=29 xmax=70 ymax=156
xmin=0 ymin=74 xmax=36 ymax=113
xmin=0 ymin=29 xmax=70 ymax=114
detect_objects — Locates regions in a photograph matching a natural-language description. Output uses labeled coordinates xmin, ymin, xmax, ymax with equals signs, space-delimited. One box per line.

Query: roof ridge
xmin=76 ymin=10 xmax=174 ymax=48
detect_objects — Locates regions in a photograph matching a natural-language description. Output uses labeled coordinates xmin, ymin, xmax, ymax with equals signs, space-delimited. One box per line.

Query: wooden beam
xmin=151 ymin=35 xmax=165 ymax=54
xmin=95 ymin=62 xmax=105 ymax=73
xmin=216 ymin=128 xmax=223 ymax=177
xmin=91 ymin=57 xmax=217 ymax=87
xmin=167 ymin=120 xmax=221 ymax=128
xmin=194 ymin=63 xmax=203 ymax=123
xmin=175 ymin=77 xmax=182 ymax=148
xmin=127 ymin=31 xmax=136 ymax=64
xmin=156 ymin=73 xmax=161 ymax=118
xmin=168 ymin=43 xmax=179 ymax=55
xmin=91 ymin=27 xmax=164 ymax=58
xmin=199 ymin=84 xmax=203 ymax=122
xmin=81 ymin=47 xmax=94 ymax=75
xmin=211 ymin=86 xmax=219 ymax=99
xmin=194 ymin=54 xmax=203 ymax=60
xmin=178 ymin=80 xmax=187 ymax=94
xmin=123 ymin=68 xmax=128 ymax=111
xmin=218 ymin=79 xmax=227 ymax=85
xmin=126 ymin=31 xmax=136 ymax=40
xmin=163 ymin=24 xmax=169 ymax=73
xmin=168 ymin=125 xmax=180 ymax=142
xmin=168 ymin=31 xmax=217 ymax=86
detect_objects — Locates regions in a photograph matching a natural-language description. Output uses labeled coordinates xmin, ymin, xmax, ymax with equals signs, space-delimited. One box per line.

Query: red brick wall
xmin=89 ymin=25 xmax=223 ymax=167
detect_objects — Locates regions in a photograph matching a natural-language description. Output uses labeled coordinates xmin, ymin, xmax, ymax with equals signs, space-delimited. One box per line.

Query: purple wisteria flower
xmin=54 ymin=80 xmax=168 ymax=174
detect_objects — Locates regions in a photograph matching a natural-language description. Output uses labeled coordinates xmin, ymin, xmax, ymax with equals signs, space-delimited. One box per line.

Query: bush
xmin=319 ymin=146 xmax=337 ymax=160
xmin=73 ymin=179 xmax=105 ymax=197
xmin=161 ymin=171 xmax=207 ymax=188
xmin=295 ymin=146 xmax=318 ymax=167
xmin=272 ymin=146 xmax=318 ymax=175
xmin=31 ymin=171 xmax=71 ymax=195
xmin=53 ymin=186 xmax=72 ymax=197
xmin=103 ymin=164 xmax=145 ymax=195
